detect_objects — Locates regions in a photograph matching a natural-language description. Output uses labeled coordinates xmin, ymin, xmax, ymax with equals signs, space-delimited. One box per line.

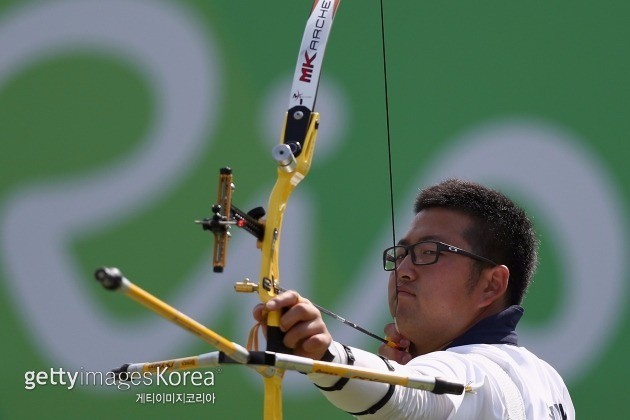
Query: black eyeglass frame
xmin=383 ymin=240 xmax=498 ymax=271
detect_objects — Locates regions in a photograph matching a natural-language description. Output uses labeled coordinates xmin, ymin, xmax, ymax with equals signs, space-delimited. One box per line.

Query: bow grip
xmin=263 ymin=282 xmax=292 ymax=355
xmin=266 ymin=325 xmax=292 ymax=354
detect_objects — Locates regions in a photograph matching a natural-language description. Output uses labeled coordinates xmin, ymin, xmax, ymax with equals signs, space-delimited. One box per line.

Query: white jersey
xmin=309 ymin=341 xmax=574 ymax=419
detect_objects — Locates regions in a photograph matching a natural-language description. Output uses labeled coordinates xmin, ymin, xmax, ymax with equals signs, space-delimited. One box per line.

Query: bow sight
xmin=195 ymin=166 xmax=265 ymax=273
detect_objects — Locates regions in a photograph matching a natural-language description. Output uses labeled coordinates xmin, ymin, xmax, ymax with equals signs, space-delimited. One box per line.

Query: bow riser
xmin=259 ymin=112 xmax=320 ymax=356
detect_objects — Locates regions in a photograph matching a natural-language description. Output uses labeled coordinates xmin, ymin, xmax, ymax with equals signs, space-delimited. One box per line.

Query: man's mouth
xmin=397 ymin=286 xmax=415 ymax=297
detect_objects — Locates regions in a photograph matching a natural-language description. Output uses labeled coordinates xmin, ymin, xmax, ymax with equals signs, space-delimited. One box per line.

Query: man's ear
xmin=478 ymin=265 xmax=510 ymax=308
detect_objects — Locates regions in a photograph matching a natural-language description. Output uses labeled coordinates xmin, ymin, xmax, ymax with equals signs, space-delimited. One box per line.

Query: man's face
xmin=388 ymin=207 xmax=485 ymax=355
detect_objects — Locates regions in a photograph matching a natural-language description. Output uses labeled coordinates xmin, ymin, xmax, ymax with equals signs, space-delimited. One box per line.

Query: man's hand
xmin=252 ymin=291 xmax=332 ymax=361
xmin=379 ymin=322 xmax=412 ymax=364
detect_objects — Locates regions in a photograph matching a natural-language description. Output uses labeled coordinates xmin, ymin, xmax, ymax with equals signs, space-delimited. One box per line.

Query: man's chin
xmin=393 ymin=315 xmax=415 ymax=339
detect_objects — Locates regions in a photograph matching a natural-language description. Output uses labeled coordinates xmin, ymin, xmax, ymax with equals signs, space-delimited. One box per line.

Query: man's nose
xmin=395 ymin=253 xmax=416 ymax=281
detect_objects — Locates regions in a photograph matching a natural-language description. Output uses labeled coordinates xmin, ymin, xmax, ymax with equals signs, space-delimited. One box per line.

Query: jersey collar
xmin=446 ymin=305 xmax=524 ymax=349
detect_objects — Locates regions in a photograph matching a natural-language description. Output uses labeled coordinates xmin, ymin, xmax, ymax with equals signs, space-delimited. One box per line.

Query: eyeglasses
xmin=382 ymin=240 xmax=498 ymax=271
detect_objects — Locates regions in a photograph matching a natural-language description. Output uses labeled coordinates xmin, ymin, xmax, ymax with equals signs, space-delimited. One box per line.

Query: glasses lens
xmin=412 ymin=241 xmax=439 ymax=264
xmin=383 ymin=246 xmax=405 ymax=271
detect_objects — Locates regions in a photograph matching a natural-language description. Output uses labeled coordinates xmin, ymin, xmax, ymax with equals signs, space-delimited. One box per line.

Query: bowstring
xmin=379 ymin=0 xmax=399 ymax=317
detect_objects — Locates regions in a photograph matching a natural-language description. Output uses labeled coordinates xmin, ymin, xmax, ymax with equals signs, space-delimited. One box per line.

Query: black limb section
xmin=266 ymin=326 xmax=292 ymax=354
xmin=247 ymin=351 xmax=276 ymax=366
xmin=283 ymin=105 xmax=312 ymax=157
xmin=111 ymin=364 xmax=130 ymax=381
xmin=219 ymin=351 xmax=275 ymax=366
xmin=432 ymin=377 xmax=465 ymax=395
xmin=94 ymin=267 xmax=123 ymax=291
xmin=219 ymin=351 xmax=276 ymax=366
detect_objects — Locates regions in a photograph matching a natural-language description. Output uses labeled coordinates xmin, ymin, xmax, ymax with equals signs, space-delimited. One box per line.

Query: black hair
xmin=414 ymin=179 xmax=538 ymax=305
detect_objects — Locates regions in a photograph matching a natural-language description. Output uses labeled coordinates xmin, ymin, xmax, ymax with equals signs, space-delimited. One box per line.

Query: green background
xmin=1 ymin=0 xmax=628 ymax=418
